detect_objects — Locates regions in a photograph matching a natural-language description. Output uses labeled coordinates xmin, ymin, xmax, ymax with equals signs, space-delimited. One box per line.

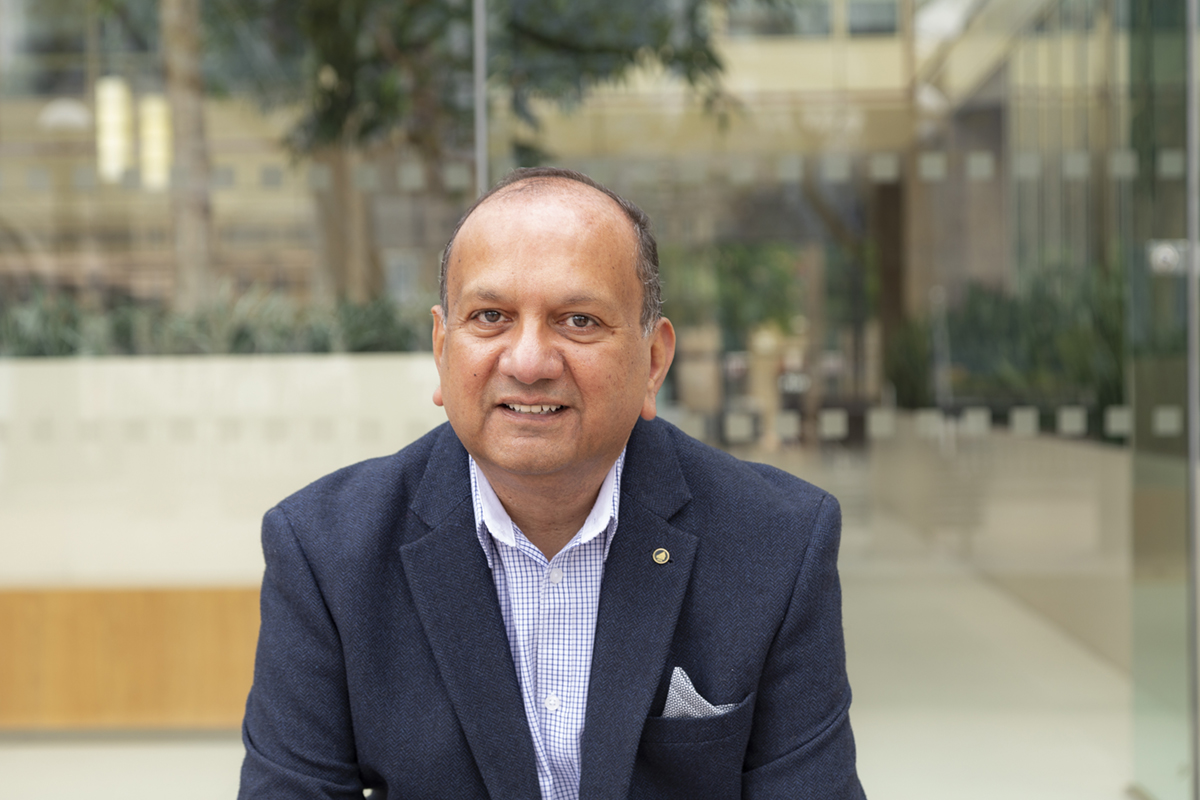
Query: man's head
xmin=440 ymin=167 xmax=662 ymax=336
xmin=431 ymin=168 xmax=675 ymax=490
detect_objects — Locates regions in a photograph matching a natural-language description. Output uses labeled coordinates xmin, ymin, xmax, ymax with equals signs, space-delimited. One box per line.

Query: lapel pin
xmin=653 ymin=548 xmax=670 ymax=565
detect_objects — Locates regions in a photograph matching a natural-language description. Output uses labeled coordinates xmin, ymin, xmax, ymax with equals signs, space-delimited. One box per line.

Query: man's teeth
xmin=505 ymin=403 xmax=562 ymax=414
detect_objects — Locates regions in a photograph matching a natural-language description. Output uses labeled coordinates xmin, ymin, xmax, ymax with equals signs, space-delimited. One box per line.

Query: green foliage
xmin=946 ymin=266 xmax=1125 ymax=407
xmin=337 ymin=297 xmax=427 ymax=352
xmin=711 ymin=243 xmax=803 ymax=349
xmin=883 ymin=265 xmax=1127 ymax=409
xmin=0 ymin=290 xmax=82 ymax=356
xmin=659 ymin=245 xmax=718 ymax=329
xmin=262 ymin=0 xmax=472 ymax=153
xmin=497 ymin=0 xmax=722 ymax=125
xmin=884 ymin=318 xmax=932 ymax=408
xmin=662 ymin=242 xmax=803 ymax=349
xmin=822 ymin=243 xmax=871 ymax=334
xmin=0 ymin=289 xmax=427 ymax=358
xmin=98 ymin=0 xmax=725 ymax=145
xmin=196 ymin=0 xmax=722 ymax=156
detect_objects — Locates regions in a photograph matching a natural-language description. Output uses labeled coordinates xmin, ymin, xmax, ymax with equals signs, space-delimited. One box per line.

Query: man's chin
xmin=467 ymin=433 xmax=593 ymax=481
xmin=475 ymin=450 xmax=574 ymax=480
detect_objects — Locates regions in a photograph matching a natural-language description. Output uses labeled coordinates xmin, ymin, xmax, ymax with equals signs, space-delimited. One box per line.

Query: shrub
xmin=0 ymin=288 xmax=428 ymax=357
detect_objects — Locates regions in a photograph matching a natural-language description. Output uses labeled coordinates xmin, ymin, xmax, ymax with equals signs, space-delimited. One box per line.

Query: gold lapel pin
xmin=653 ymin=548 xmax=670 ymax=565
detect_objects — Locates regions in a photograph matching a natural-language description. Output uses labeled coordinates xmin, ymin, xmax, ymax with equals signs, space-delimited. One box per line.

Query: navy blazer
xmin=239 ymin=417 xmax=865 ymax=799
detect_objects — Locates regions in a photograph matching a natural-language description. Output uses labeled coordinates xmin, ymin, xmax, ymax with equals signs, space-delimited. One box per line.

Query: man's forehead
xmin=471 ymin=177 xmax=626 ymax=226
xmin=441 ymin=175 xmax=644 ymax=318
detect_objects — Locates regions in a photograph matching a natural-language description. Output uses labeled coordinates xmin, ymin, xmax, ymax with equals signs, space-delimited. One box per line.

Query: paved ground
xmin=0 ymin=559 xmax=1131 ymax=800
xmin=0 ymin=395 xmax=1138 ymax=799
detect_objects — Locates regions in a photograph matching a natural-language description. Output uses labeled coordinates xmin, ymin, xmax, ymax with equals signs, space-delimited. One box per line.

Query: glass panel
xmin=1126 ymin=0 xmax=1193 ymax=795
xmin=847 ymin=0 xmax=898 ymax=36
xmin=727 ymin=0 xmax=833 ymax=37
xmin=0 ymin=0 xmax=1193 ymax=797
xmin=488 ymin=0 xmax=1177 ymax=796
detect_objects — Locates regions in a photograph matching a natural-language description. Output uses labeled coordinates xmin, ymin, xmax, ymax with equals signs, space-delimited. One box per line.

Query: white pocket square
xmin=662 ymin=667 xmax=737 ymax=719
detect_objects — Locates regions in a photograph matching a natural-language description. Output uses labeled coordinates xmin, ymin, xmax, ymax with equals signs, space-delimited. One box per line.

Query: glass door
xmin=485 ymin=0 xmax=1195 ymax=795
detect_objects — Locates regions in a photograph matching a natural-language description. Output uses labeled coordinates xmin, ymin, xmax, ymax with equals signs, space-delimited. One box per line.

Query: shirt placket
xmin=495 ymin=537 xmax=546 ymax=794
xmin=471 ymin=452 xmax=620 ymax=800
xmin=547 ymin=551 xmax=569 ymax=791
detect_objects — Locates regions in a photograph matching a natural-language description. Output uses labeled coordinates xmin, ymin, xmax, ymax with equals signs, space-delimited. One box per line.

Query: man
xmin=239 ymin=167 xmax=865 ymax=799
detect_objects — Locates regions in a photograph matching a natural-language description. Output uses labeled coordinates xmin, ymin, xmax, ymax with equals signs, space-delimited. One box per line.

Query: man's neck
xmin=476 ymin=462 xmax=612 ymax=559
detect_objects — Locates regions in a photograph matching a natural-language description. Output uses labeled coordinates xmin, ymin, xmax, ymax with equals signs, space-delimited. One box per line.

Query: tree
xmin=162 ymin=0 xmax=214 ymax=314
xmin=96 ymin=0 xmax=214 ymax=313
xmin=96 ymin=0 xmax=727 ymax=307
xmin=222 ymin=0 xmax=725 ymax=303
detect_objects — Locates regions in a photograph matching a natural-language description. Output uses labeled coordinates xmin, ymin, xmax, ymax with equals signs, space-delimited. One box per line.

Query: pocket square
xmin=662 ymin=667 xmax=737 ymax=719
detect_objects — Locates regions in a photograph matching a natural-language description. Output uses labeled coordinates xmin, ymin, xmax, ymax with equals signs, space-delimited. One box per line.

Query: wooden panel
xmin=0 ymin=589 xmax=259 ymax=729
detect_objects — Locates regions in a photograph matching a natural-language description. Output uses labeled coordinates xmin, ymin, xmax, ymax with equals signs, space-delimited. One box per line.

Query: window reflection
xmin=847 ymin=0 xmax=898 ymax=35
xmin=0 ymin=0 xmax=1193 ymax=797
xmin=726 ymin=0 xmax=833 ymax=37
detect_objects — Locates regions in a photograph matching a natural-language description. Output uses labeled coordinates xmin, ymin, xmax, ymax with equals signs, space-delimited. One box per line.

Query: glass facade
xmin=0 ymin=0 xmax=1197 ymax=797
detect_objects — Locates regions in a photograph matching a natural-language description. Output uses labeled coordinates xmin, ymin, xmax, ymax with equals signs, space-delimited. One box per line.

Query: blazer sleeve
xmin=741 ymin=493 xmax=867 ymax=799
xmin=238 ymin=506 xmax=365 ymax=799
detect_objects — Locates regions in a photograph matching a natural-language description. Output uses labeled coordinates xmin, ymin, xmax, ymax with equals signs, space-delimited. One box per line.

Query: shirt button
xmin=544 ymin=692 xmax=561 ymax=712
xmin=548 ymin=568 xmax=564 ymax=585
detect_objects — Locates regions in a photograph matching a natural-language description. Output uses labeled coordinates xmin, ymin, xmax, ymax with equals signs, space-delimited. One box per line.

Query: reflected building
xmin=0 ymin=1 xmax=1197 ymax=799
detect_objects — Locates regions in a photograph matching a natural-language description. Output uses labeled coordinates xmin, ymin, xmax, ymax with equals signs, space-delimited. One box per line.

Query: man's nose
xmin=499 ymin=320 xmax=564 ymax=384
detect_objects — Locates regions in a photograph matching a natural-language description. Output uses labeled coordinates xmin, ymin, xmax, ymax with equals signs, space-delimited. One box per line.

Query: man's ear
xmin=640 ymin=317 xmax=677 ymax=421
xmin=431 ymin=305 xmax=446 ymax=407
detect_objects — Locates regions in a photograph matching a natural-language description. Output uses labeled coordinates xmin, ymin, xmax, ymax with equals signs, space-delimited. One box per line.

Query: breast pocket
xmin=631 ymin=691 xmax=756 ymax=800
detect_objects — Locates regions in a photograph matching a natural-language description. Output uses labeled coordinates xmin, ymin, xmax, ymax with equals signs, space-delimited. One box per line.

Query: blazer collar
xmin=579 ymin=418 xmax=698 ymax=799
xmin=404 ymin=420 xmax=697 ymax=800
xmin=410 ymin=419 xmax=692 ymax=528
xmin=402 ymin=424 xmax=542 ymax=799
xmin=621 ymin=417 xmax=693 ymax=520
xmin=409 ymin=423 xmax=473 ymax=530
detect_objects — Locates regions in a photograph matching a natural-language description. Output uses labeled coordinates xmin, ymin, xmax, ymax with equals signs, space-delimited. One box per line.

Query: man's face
xmin=432 ymin=182 xmax=674 ymax=487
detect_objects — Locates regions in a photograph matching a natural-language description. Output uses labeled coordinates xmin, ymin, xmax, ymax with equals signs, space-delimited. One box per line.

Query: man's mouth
xmin=503 ymin=403 xmax=564 ymax=415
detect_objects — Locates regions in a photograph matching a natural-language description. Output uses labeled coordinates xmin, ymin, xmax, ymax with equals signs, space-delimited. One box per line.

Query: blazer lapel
xmin=401 ymin=427 xmax=541 ymax=799
xmin=578 ymin=420 xmax=697 ymax=800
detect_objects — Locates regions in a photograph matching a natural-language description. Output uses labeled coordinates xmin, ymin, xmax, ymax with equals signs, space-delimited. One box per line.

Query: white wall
xmin=0 ymin=354 xmax=446 ymax=587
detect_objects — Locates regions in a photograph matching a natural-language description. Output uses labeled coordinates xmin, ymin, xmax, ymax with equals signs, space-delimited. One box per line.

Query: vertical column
xmin=1129 ymin=0 xmax=1193 ymax=796
xmin=1187 ymin=0 xmax=1200 ymax=793
xmin=473 ymin=0 xmax=488 ymax=196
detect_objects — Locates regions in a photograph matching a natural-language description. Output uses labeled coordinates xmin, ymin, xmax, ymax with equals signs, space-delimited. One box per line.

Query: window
xmin=726 ymin=0 xmax=832 ymax=38
xmin=848 ymin=0 xmax=899 ymax=35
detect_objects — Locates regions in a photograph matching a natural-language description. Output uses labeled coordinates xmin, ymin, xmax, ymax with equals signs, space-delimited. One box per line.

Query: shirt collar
xmin=470 ymin=450 xmax=625 ymax=568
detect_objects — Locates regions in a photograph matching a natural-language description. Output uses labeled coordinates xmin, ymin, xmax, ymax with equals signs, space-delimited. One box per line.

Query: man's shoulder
xmin=627 ymin=418 xmax=841 ymax=606
xmin=630 ymin=417 xmax=835 ymax=520
xmin=270 ymin=421 xmax=465 ymax=540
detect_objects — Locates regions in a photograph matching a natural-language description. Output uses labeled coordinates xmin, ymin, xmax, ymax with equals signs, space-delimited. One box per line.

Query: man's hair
xmin=438 ymin=167 xmax=662 ymax=336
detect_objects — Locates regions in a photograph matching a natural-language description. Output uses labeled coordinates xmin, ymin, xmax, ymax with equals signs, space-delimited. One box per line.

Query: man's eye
xmin=568 ymin=314 xmax=593 ymax=328
xmin=478 ymin=310 xmax=502 ymax=323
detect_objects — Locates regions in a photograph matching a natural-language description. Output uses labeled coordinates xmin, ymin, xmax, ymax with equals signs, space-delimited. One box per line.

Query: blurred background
xmin=0 ymin=0 xmax=1195 ymax=797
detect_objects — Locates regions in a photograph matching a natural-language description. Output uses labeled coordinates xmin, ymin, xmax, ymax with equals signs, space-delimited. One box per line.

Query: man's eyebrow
xmin=561 ymin=294 xmax=602 ymax=306
xmin=460 ymin=287 xmax=505 ymax=303
xmin=460 ymin=288 xmax=606 ymax=307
